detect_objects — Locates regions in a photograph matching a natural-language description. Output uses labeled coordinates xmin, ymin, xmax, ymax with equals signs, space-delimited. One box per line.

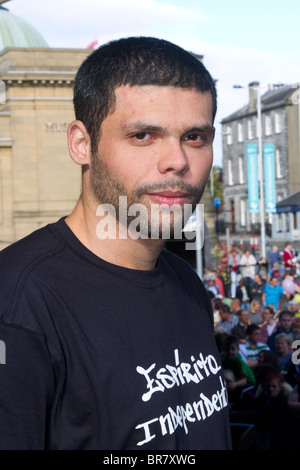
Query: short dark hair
xmin=73 ymin=36 xmax=217 ymax=154
xmin=220 ymin=304 xmax=231 ymax=314
xmin=246 ymin=324 xmax=260 ymax=335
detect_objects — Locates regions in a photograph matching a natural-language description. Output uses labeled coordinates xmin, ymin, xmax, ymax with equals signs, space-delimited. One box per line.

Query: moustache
xmin=135 ymin=180 xmax=202 ymax=200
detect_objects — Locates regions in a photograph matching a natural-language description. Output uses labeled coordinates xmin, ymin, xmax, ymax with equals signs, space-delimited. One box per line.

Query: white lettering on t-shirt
xmin=136 ymin=349 xmax=221 ymax=402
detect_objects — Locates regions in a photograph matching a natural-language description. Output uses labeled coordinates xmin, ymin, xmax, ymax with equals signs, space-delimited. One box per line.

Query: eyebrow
xmin=120 ymin=121 xmax=214 ymax=136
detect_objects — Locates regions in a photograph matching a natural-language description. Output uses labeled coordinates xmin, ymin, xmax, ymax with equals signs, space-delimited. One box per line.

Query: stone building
xmin=221 ymin=81 xmax=300 ymax=240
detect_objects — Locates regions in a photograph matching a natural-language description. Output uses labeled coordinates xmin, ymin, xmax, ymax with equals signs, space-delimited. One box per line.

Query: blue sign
xmin=246 ymin=143 xmax=259 ymax=213
xmin=263 ymin=143 xmax=276 ymax=213
xmin=214 ymin=198 xmax=220 ymax=209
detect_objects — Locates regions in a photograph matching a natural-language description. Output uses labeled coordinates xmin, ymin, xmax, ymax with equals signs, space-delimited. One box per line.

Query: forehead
xmin=111 ymin=85 xmax=214 ymax=125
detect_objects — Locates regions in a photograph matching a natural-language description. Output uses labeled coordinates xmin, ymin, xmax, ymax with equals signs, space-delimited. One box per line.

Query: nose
xmin=157 ymin=139 xmax=189 ymax=175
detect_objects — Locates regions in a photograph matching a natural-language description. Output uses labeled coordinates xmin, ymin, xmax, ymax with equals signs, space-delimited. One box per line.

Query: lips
xmin=147 ymin=190 xmax=189 ymax=206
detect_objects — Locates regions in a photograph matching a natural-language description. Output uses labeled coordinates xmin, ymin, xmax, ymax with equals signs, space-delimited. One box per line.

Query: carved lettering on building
xmin=45 ymin=122 xmax=69 ymax=132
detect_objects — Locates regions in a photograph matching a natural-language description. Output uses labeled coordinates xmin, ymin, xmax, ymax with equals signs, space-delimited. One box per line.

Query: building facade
xmin=221 ymin=82 xmax=300 ymax=241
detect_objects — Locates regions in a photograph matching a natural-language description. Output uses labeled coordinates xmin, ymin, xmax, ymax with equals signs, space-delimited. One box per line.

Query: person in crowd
xmin=283 ymin=242 xmax=296 ymax=273
xmin=270 ymin=245 xmax=281 ymax=267
xmin=259 ymin=305 xmax=278 ymax=343
xmin=211 ymin=270 xmax=226 ymax=298
xmin=257 ymin=257 xmax=268 ymax=281
xmin=262 ymin=276 xmax=284 ymax=310
xmin=214 ymin=303 xmax=239 ymax=335
xmin=248 ymin=299 xmax=264 ymax=326
xmin=250 ymin=273 xmax=266 ymax=303
xmin=230 ymin=298 xmax=242 ymax=315
xmin=268 ymin=310 xmax=294 ymax=352
xmin=274 ymin=333 xmax=293 ymax=378
xmin=239 ymin=324 xmax=269 ymax=369
xmin=221 ymin=335 xmax=256 ymax=408
xmin=267 ymin=261 xmax=283 ymax=282
xmin=205 ymin=274 xmax=220 ymax=300
xmin=291 ymin=317 xmax=300 ymax=341
xmin=211 ymin=297 xmax=224 ymax=326
xmin=231 ymin=309 xmax=250 ymax=344
xmin=240 ymin=249 xmax=257 ymax=289
xmin=236 ymin=278 xmax=251 ymax=311
xmin=228 ymin=247 xmax=241 ymax=298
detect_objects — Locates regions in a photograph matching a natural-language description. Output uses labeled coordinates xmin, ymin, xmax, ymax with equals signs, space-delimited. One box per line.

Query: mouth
xmin=146 ymin=190 xmax=189 ymax=206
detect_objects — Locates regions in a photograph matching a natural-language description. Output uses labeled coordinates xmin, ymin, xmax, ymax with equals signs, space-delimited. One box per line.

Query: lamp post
xmin=233 ymin=83 xmax=266 ymax=259
xmin=255 ymin=84 xmax=266 ymax=259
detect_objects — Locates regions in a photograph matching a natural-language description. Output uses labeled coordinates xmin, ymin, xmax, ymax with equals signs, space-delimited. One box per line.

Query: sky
xmin=6 ymin=0 xmax=300 ymax=166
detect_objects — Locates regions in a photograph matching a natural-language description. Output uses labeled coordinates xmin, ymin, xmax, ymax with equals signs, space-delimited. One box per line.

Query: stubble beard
xmin=90 ymin=152 xmax=204 ymax=239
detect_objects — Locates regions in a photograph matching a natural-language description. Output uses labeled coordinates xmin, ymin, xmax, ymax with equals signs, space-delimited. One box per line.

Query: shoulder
xmin=0 ymin=220 xmax=64 ymax=321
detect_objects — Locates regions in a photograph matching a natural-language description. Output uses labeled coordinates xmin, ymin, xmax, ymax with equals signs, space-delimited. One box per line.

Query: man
xmin=262 ymin=276 xmax=284 ymax=310
xmin=230 ymin=298 xmax=242 ymax=315
xmin=268 ymin=310 xmax=294 ymax=353
xmin=215 ymin=304 xmax=239 ymax=335
xmin=231 ymin=309 xmax=250 ymax=344
xmin=239 ymin=324 xmax=269 ymax=369
xmin=0 ymin=37 xmax=231 ymax=450
xmin=250 ymin=273 xmax=266 ymax=303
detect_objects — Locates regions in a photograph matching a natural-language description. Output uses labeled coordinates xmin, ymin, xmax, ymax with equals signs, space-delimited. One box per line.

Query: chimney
xmin=248 ymin=81 xmax=260 ymax=111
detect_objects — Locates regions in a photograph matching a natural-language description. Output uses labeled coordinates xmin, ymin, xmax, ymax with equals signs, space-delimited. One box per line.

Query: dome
xmin=0 ymin=4 xmax=48 ymax=51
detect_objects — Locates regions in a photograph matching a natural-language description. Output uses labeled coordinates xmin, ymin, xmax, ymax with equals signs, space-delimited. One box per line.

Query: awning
xmin=277 ymin=190 xmax=300 ymax=213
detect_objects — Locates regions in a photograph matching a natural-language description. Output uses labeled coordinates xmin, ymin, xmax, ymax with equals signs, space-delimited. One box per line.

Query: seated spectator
xmin=249 ymin=300 xmax=264 ymax=326
xmin=221 ymin=335 xmax=256 ymax=409
xmin=267 ymin=262 xmax=283 ymax=282
xmin=250 ymin=274 xmax=266 ymax=303
xmin=257 ymin=257 xmax=268 ymax=281
xmin=274 ymin=333 xmax=293 ymax=378
xmin=239 ymin=324 xmax=269 ymax=369
xmin=268 ymin=310 xmax=294 ymax=352
xmin=214 ymin=304 xmax=239 ymax=336
xmin=239 ymin=374 xmax=297 ymax=450
xmin=286 ymin=340 xmax=300 ymax=388
xmin=259 ymin=305 xmax=278 ymax=343
xmin=262 ymin=276 xmax=284 ymax=310
xmin=230 ymin=298 xmax=242 ymax=315
xmin=231 ymin=309 xmax=250 ymax=344
xmin=292 ymin=317 xmax=300 ymax=341
xmin=236 ymin=278 xmax=251 ymax=311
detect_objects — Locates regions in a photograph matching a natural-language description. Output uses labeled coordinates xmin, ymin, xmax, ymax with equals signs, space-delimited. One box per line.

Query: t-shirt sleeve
xmin=0 ymin=322 xmax=55 ymax=449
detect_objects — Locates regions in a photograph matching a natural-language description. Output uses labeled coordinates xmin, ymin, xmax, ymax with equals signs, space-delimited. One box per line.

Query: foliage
xmin=211 ymin=242 xmax=230 ymax=285
xmin=212 ymin=166 xmax=223 ymax=206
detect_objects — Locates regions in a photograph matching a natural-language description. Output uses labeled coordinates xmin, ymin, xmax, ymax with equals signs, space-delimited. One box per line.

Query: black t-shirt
xmin=0 ymin=218 xmax=231 ymax=450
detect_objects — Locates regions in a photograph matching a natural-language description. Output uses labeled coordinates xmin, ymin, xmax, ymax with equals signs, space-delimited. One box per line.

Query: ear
xmin=67 ymin=120 xmax=91 ymax=166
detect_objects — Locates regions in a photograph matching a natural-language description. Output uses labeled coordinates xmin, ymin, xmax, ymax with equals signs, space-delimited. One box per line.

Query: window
xmin=275 ymin=149 xmax=283 ymax=178
xmin=228 ymin=159 xmax=233 ymax=185
xmin=247 ymin=118 xmax=254 ymax=140
xmin=226 ymin=125 xmax=232 ymax=145
xmin=237 ymin=122 xmax=244 ymax=142
xmin=238 ymin=156 xmax=245 ymax=184
xmin=274 ymin=112 xmax=281 ymax=134
xmin=240 ymin=199 xmax=246 ymax=227
xmin=265 ymin=114 xmax=272 ymax=136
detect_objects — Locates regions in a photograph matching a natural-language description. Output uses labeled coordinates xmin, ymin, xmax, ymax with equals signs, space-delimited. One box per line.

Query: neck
xmin=65 ymin=195 xmax=165 ymax=270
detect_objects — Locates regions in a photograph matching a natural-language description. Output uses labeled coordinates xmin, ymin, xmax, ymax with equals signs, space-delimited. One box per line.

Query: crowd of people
xmin=205 ymin=241 xmax=300 ymax=450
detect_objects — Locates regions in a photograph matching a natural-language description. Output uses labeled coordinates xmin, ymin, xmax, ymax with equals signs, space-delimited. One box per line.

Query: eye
xmin=133 ymin=132 xmax=151 ymax=141
xmin=182 ymin=133 xmax=205 ymax=145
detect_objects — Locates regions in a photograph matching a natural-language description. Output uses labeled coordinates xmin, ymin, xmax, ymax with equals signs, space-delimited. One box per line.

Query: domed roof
xmin=0 ymin=3 xmax=48 ymax=51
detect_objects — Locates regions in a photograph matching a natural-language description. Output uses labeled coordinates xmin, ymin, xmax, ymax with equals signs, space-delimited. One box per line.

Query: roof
xmin=277 ymin=190 xmax=300 ymax=213
xmin=222 ymin=83 xmax=298 ymax=123
xmin=0 ymin=5 xmax=48 ymax=51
